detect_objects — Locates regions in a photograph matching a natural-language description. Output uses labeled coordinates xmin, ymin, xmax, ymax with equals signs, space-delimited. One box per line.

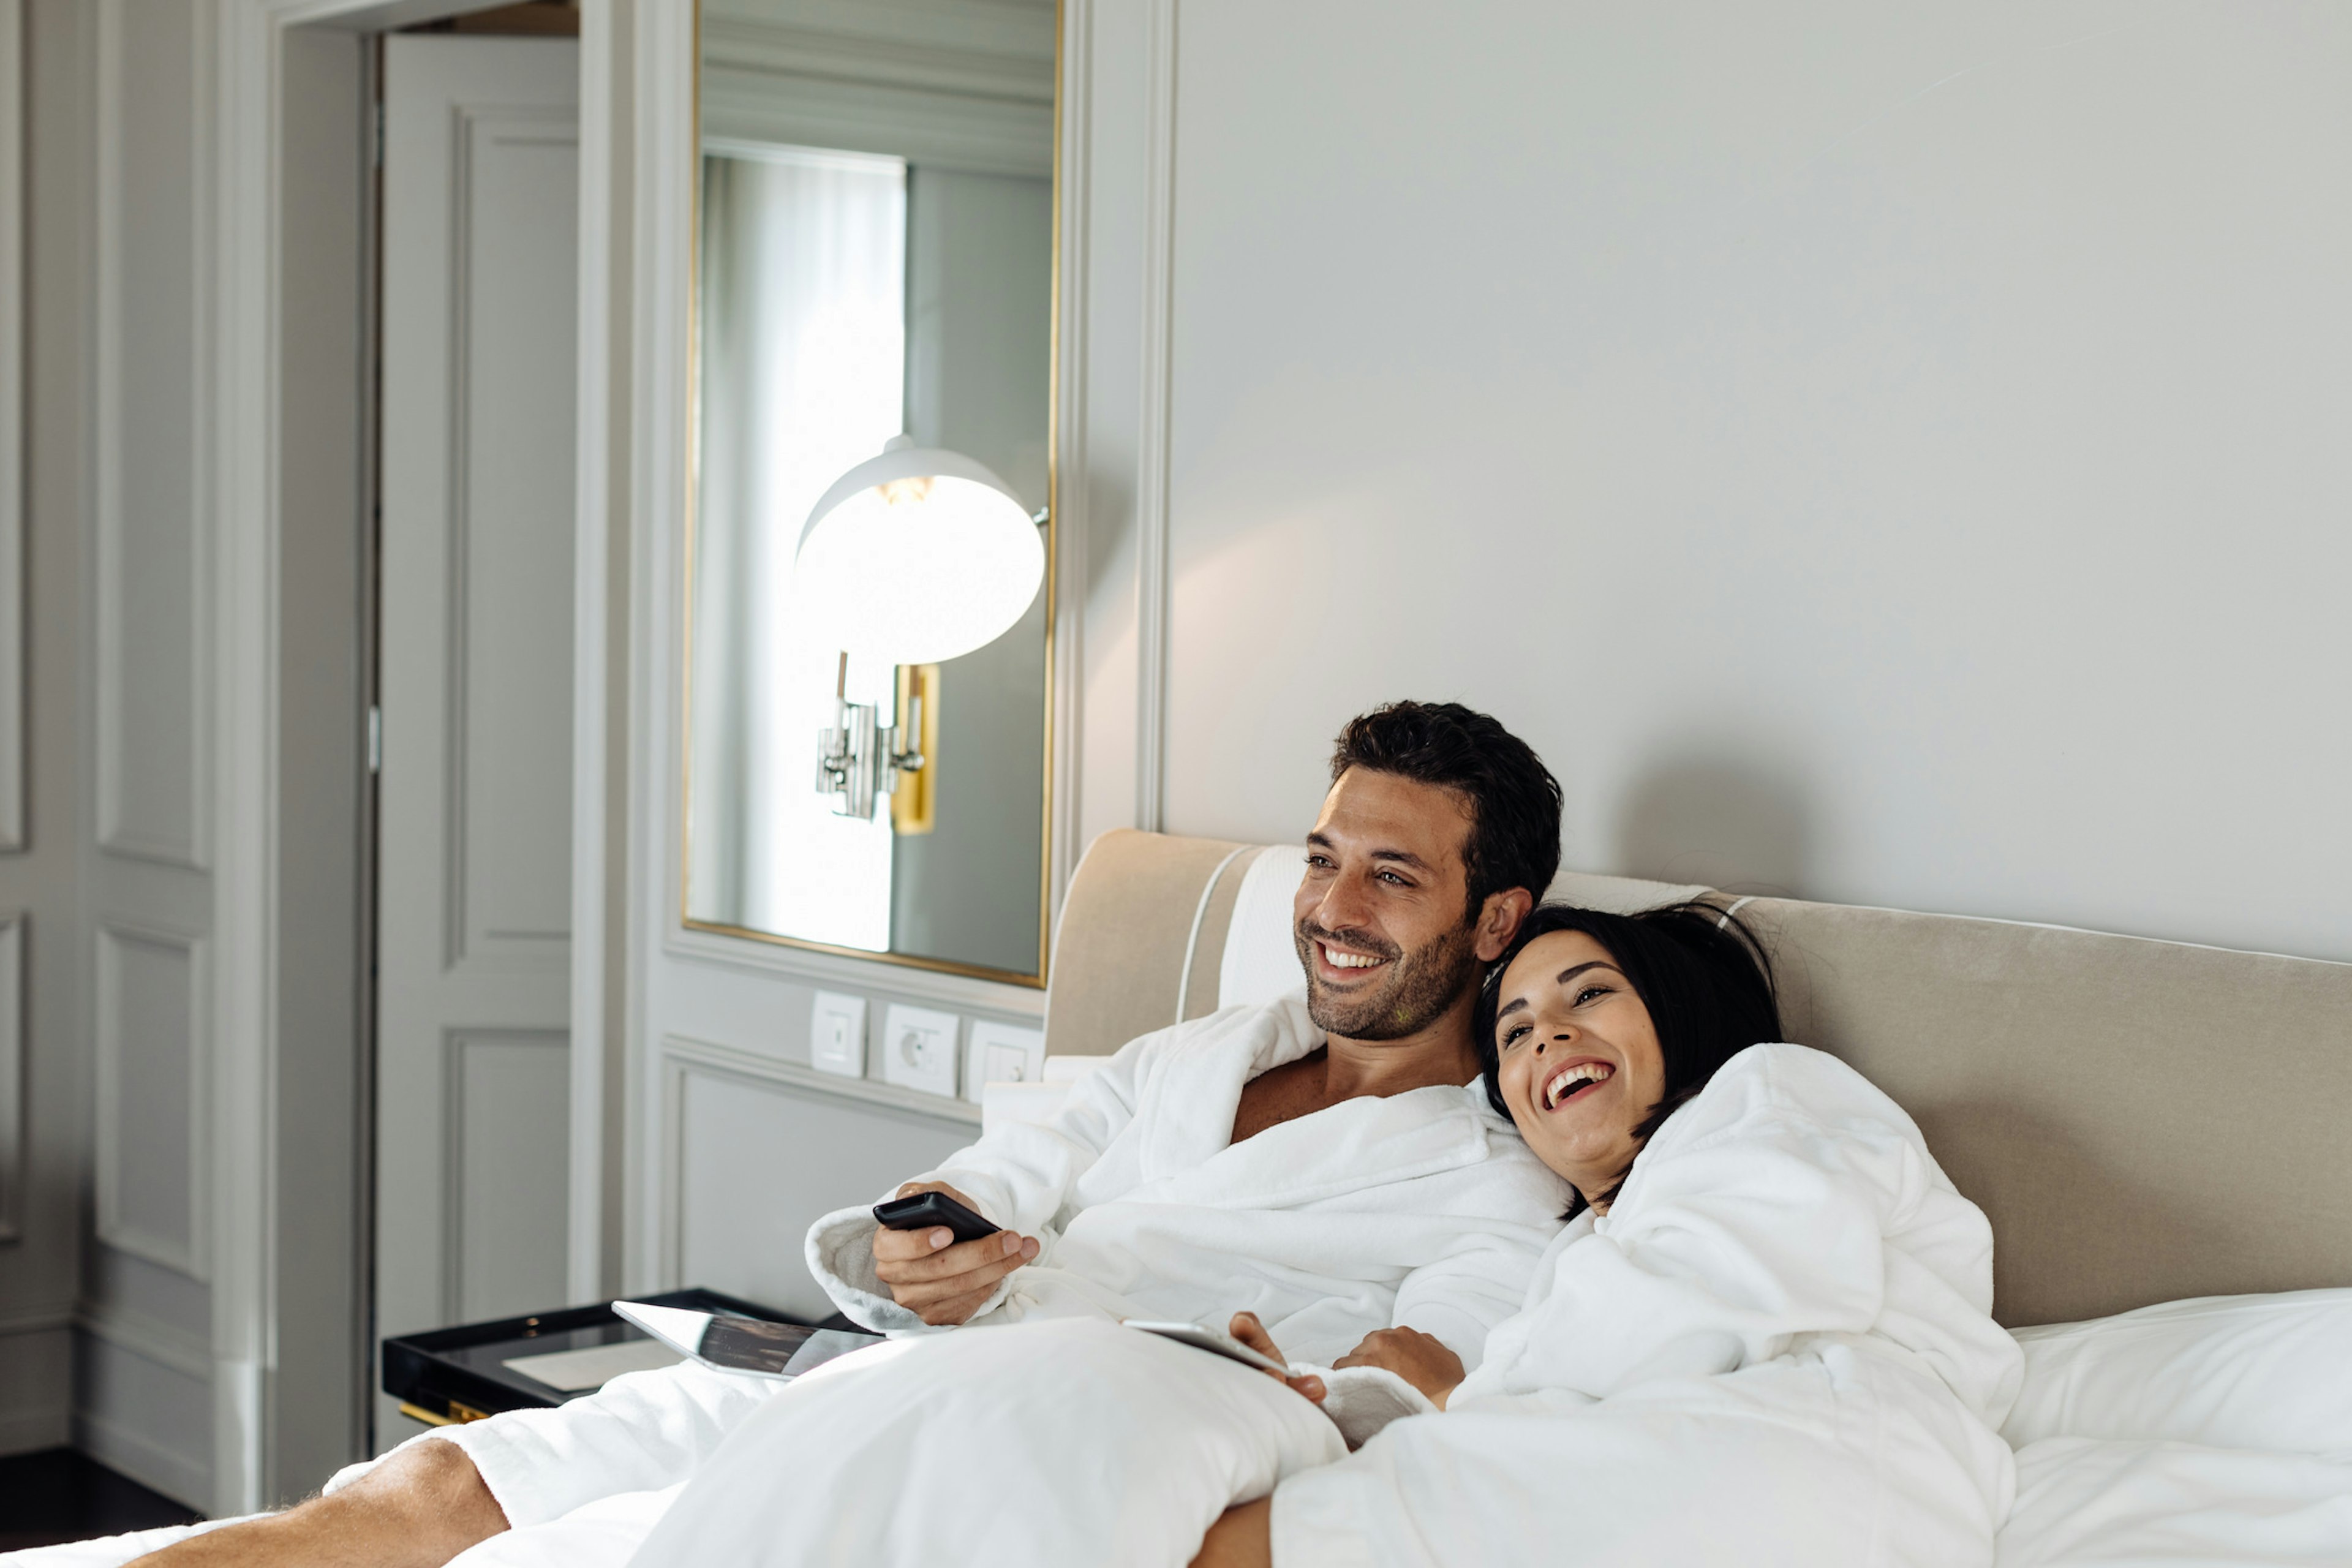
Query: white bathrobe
xmin=422 ymin=998 xmax=1567 ymax=1551
xmin=805 ymin=995 xmax=1572 ymax=1365
xmin=1268 ymin=1042 xmax=2026 ymax=1568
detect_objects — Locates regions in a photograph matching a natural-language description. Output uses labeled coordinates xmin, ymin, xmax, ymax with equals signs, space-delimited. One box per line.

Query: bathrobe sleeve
xmin=1385 ymin=1160 xmax=1569 ymax=1369
xmin=1456 ymin=1045 xmax=1931 ymax=1406
xmin=804 ymin=1027 xmax=1159 ymax=1332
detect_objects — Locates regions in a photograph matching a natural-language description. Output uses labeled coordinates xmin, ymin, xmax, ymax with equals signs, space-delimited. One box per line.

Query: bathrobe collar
xmin=1126 ymin=997 xmax=1502 ymax=1210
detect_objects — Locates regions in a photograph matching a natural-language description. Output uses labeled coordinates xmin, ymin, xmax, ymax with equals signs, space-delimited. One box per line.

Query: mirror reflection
xmin=685 ymin=0 xmax=1055 ymax=980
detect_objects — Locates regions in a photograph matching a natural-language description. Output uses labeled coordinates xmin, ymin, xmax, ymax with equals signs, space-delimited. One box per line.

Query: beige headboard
xmin=1045 ymin=829 xmax=2352 ymax=1329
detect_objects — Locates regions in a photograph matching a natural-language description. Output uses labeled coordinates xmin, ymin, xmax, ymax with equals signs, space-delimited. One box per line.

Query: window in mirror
xmin=685 ymin=1 xmax=1054 ymax=984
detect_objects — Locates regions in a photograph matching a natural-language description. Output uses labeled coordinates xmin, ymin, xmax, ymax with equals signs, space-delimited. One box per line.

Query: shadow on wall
xmin=1612 ymin=755 xmax=1812 ymax=899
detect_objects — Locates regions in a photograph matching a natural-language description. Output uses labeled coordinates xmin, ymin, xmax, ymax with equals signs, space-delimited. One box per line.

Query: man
xmin=129 ymin=701 xmax=1569 ymax=1568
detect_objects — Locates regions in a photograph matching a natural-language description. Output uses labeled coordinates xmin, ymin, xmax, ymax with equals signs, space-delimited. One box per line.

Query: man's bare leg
xmin=1191 ymin=1498 xmax=1273 ymax=1568
xmin=126 ymin=1438 xmax=508 ymax=1568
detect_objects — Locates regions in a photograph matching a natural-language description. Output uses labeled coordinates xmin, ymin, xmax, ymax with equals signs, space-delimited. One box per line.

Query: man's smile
xmin=1317 ymin=940 xmax=1390 ymax=974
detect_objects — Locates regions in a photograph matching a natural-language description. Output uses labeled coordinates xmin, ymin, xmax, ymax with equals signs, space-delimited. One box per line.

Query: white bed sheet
xmin=13 ymin=1439 xmax=2351 ymax=1567
xmin=1997 ymin=1437 xmax=2352 ymax=1567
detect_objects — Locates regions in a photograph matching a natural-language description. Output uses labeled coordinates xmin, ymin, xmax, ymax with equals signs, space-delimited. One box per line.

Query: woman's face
xmin=1492 ymin=930 xmax=1667 ymax=1211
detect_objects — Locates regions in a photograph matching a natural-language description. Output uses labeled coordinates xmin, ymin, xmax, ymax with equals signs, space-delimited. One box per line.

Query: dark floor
xmin=0 ymin=1448 xmax=202 ymax=1551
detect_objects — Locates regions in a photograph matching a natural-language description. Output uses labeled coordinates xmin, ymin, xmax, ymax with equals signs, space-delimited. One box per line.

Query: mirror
xmin=684 ymin=0 xmax=1056 ymax=984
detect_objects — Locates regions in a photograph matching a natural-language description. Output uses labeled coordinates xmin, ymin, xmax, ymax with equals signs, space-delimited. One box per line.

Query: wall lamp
xmin=799 ymin=437 xmax=1045 ymax=820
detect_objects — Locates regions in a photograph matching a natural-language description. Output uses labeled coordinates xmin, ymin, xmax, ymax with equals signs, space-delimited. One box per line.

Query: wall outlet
xmin=880 ymin=1003 xmax=961 ymax=1098
xmin=810 ymin=992 xmax=868 ymax=1079
xmin=964 ymin=1020 xmax=1046 ymax=1103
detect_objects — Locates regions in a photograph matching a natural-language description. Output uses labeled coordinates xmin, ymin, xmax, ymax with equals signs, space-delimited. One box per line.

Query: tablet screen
xmin=613 ymin=1301 xmax=883 ymax=1381
xmin=699 ymin=1318 xmax=882 ymax=1378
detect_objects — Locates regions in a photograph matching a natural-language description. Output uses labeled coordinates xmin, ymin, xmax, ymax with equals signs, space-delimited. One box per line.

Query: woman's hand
xmin=1227 ymin=1312 xmax=1327 ymax=1404
xmin=1335 ymin=1325 xmax=1464 ymax=1409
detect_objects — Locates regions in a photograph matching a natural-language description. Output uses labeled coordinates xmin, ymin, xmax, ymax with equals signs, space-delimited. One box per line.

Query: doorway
xmin=368 ymin=26 xmax=581 ymax=1451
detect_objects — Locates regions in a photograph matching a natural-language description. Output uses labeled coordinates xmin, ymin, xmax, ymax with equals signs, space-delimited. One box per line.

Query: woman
xmin=1200 ymin=902 xmax=2023 ymax=1567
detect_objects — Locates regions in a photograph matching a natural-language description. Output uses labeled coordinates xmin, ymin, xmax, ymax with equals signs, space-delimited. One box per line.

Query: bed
xmin=20 ymin=830 xmax=2352 ymax=1565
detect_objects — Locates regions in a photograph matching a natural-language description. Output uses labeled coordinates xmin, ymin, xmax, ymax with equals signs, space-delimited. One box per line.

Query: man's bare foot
xmin=126 ymin=1438 xmax=508 ymax=1568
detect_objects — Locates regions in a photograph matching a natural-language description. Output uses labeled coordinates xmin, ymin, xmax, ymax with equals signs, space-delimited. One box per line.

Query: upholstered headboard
xmin=1044 ymin=830 xmax=2352 ymax=1330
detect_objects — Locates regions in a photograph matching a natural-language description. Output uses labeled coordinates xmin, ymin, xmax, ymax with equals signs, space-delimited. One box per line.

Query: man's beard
xmin=1295 ymin=916 xmax=1483 ymax=1042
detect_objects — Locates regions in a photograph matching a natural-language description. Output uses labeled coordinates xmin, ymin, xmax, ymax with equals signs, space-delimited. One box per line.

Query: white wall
xmin=1127 ymin=1 xmax=2352 ymax=962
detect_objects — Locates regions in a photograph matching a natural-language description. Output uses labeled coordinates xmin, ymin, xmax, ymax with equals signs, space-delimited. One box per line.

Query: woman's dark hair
xmin=1329 ymin=701 xmax=1562 ymax=919
xmin=1474 ymin=901 xmax=1782 ymax=1215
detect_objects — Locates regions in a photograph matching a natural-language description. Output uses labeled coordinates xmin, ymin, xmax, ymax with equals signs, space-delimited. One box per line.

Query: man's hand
xmin=1226 ymin=1311 xmax=1326 ymax=1404
xmin=1335 ymin=1325 xmax=1464 ymax=1409
xmin=870 ymin=1181 xmax=1039 ymax=1325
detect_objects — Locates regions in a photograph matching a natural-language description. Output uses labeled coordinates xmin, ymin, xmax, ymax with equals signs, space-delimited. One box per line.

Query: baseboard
xmin=0 ymin=1316 xmax=72 ymax=1457
xmin=0 ymin=1399 xmax=69 ymax=1457
xmin=73 ymin=1406 xmax=211 ymax=1515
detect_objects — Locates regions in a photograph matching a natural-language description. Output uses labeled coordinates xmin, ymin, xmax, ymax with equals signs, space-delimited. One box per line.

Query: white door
xmin=375 ymin=34 xmax=578 ymax=1447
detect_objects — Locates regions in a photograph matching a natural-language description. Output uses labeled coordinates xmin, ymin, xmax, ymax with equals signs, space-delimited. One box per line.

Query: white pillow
xmin=2002 ymin=1289 xmax=2352 ymax=1456
xmin=1218 ymin=845 xmax=1308 ymax=1012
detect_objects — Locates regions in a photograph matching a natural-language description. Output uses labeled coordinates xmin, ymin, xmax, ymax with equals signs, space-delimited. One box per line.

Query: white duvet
xmin=20 ymin=1035 xmax=2352 ymax=1567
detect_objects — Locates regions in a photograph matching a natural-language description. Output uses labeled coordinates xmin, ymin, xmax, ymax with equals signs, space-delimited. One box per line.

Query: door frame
xmin=206 ymin=0 xmax=625 ymax=1515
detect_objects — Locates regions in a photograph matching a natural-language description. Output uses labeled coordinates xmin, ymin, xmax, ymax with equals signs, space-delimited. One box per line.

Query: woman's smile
xmin=1537 ymin=1057 xmax=1615 ymax=1112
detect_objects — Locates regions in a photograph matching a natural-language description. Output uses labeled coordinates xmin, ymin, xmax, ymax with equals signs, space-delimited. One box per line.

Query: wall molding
xmin=623 ymin=0 xmax=707 ymax=1296
xmin=75 ymin=1298 xmax=214 ymax=1383
xmin=702 ymin=61 xmax=1050 ymax=179
xmin=1047 ymin=0 xmax=1091 ymax=913
xmin=92 ymin=918 xmax=210 ymax=1281
xmin=0 ymin=914 xmax=24 ymax=1242
xmin=0 ymin=1303 xmax=68 ymax=1337
xmin=565 ymin=0 xmax=622 ymax=1311
xmin=440 ymin=1027 xmax=568 ymax=1324
xmin=701 ymin=13 xmax=1050 ymax=105
xmin=661 ymin=922 xmax=1046 ymax=1018
xmin=654 ymin=1032 xmax=979 ymax=1289
xmin=94 ymin=0 xmax=214 ymax=873
xmin=662 ymin=1031 xmax=982 ymax=1128
xmin=1131 ymin=0 xmax=1176 ymax=832
xmin=0 ymin=0 xmax=23 ymax=854
xmin=441 ymin=101 xmax=581 ymax=976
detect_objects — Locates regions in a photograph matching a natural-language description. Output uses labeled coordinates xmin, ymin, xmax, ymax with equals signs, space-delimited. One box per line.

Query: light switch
xmin=964 ymin=1020 xmax=1046 ymax=1103
xmin=810 ymin=992 xmax=867 ymax=1079
xmin=880 ymin=1003 xmax=960 ymax=1098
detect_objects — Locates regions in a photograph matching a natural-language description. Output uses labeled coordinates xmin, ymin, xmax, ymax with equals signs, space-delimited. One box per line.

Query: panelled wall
xmin=0 ymin=0 xmax=369 ymax=1510
xmin=0 ymin=0 xmax=72 ymax=1471
xmin=79 ymin=0 xmax=219 ymax=1501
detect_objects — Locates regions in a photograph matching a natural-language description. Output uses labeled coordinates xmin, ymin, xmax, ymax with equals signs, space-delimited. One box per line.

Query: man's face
xmin=1293 ymin=768 xmax=1487 ymax=1042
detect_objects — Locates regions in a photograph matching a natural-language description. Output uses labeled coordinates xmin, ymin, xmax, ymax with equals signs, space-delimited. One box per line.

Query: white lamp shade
xmin=793 ymin=443 xmax=1045 ymax=666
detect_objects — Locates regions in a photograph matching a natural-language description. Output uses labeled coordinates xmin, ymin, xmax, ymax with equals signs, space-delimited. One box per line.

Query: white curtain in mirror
xmin=690 ymin=145 xmax=907 ymax=949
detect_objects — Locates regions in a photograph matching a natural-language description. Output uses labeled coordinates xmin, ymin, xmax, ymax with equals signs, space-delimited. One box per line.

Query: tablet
xmin=1123 ymin=1319 xmax=1291 ymax=1376
xmin=612 ymin=1300 xmax=883 ymax=1383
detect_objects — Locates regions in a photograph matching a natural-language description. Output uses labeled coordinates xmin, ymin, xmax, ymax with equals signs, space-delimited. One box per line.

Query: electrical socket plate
xmin=880 ymin=1003 xmax=961 ymax=1098
xmin=963 ymin=1020 xmax=1047 ymax=1103
xmin=810 ymin=992 xmax=868 ymax=1079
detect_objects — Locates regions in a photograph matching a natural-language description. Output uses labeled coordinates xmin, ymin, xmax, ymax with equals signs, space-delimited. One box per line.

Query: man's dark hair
xmin=1472 ymin=900 xmax=1782 ymax=1215
xmin=1329 ymin=701 xmax=1562 ymax=919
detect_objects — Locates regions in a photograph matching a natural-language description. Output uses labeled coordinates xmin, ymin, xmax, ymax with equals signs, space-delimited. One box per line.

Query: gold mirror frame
xmin=678 ymin=0 xmax=1060 ymax=989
